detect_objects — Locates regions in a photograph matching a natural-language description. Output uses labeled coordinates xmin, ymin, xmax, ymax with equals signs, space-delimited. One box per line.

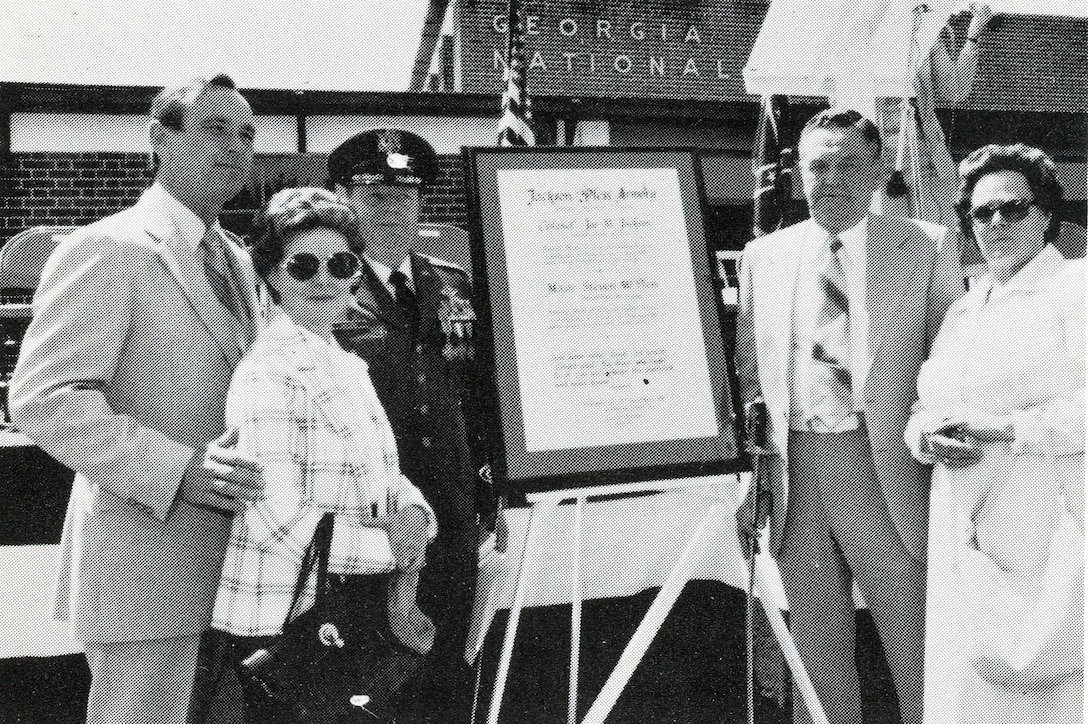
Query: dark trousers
xmin=777 ymin=427 xmax=925 ymax=724
xmin=188 ymin=630 xmax=267 ymax=724
xmin=400 ymin=543 xmax=478 ymax=724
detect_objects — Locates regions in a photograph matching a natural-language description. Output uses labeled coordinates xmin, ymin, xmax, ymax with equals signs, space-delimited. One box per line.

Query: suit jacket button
xmin=417 ymin=373 xmax=426 ymax=384
xmin=419 ymin=404 xmax=429 ymax=415
xmin=421 ymin=437 xmax=432 ymax=448
xmin=415 ymin=344 xmax=424 ymax=354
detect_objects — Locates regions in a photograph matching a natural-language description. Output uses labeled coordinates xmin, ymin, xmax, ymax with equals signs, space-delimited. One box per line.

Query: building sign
xmin=456 ymin=0 xmax=767 ymax=102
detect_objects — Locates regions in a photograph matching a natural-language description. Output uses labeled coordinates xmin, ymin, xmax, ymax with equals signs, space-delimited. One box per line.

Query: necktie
xmin=389 ymin=270 xmax=420 ymax=334
xmin=200 ymin=227 xmax=244 ymax=324
xmin=809 ymin=236 xmax=853 ymax=430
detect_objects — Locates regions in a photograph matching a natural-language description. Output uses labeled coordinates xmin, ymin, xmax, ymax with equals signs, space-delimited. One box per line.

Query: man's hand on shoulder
xmin=179 ymin=428 xmax=264 ymax=514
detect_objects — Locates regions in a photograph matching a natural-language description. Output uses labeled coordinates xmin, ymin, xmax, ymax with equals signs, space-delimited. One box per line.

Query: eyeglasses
xmin=281 ymin=252 xmax=360 ymax=281
xmin=969 ymin=198 xmax=1035 ymax=225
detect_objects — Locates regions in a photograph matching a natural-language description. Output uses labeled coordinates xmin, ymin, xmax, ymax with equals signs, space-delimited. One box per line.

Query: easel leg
xmin=581 ymin=505 xmax=724 ymax=724
xmin=569 ymin=496 xmax=586 ymax=724
xmin=487 ymin=500 xmax=554 ymax=724
xmin=754 ymin=554 xmax=831 ymax=724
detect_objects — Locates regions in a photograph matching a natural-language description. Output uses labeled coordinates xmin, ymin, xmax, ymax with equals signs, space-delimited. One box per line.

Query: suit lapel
xmin=220 ymin=233 xmax=260 ymax=345
xmin=411 ymin=253 xmax=439 ymax=316
xmin=865 ymin=216 xmax=928 ymax=358
xmin=141 ymin=202 xmax=247 ymax=363
xmin=758 ymin=223 xmax=809 ymax=427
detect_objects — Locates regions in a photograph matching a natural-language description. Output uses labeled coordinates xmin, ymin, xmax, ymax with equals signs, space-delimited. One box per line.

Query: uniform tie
xmin=200 ymin=227 xmax=245 ymax=324
xmin=389 ymin=270 xmax=420 ymax=334
xmin=809 ymin=235 xmax=853 ymax=431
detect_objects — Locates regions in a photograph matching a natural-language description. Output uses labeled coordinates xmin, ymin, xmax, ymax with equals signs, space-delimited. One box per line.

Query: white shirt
xmin=143 ymin=182 xmax=224 ymax=252
xmin=367 ymin=255 xmax=415 ymax=296
xmin=789 ymin=217 xmax=873 ymax=431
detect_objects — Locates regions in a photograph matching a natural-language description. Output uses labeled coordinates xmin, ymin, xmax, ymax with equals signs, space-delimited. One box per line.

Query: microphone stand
xmin=743 ymin=399 xmax=771 ymax=724
xmin=739 ymin=399 xmax=830 ymax=724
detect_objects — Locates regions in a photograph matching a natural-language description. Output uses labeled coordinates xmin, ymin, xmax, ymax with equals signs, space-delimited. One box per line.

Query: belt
xmin=788 ymin=411 xmax=863 ymax=433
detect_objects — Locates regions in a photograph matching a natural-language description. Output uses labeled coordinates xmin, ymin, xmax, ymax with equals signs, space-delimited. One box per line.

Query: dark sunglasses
xmin=282 ymin=252 xmax=360 ymax=281
xmin=969 ymin=198 xmax=1034 ymax=224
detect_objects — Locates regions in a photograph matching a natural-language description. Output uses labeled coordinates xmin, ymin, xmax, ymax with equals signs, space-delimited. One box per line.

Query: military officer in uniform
xmin=328 ymin=129 xmax=495 ymax=723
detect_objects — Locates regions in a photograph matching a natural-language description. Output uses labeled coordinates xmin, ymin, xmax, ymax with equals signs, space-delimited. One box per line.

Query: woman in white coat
xmin=906 ymin=144 xmax=1083 ymax=724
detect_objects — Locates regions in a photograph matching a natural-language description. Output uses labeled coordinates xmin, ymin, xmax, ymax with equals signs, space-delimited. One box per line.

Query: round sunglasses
xmin=281 ymin=252 xmax=360 ymax=282
xmin=969 ymin=198 xmax=1034 ymax=225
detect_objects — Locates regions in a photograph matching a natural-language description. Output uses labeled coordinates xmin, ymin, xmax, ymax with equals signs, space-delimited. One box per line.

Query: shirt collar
xmin=964 ymin=244 xmax=1066 ymax=310
xmin=837 ymin=216 xmax=868 ymax=256
xmin=997 ymin=243 xmax=1065 ymax=293
xmin=805 ymin=216 xmax=867 ymax=257
xmin=367 ymin=255 xmax=414 ymax=289
xmin=262 ymin=307 xmax=336 ymax=356
xmin=145 ymin=182 xmax=219 ymax=252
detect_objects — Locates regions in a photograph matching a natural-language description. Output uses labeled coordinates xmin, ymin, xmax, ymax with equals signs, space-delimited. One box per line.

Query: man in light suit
xmin=10 ymin=75 xmax=263 ymax=724
xmin=736 ymin=108 xmax=963 ymax=724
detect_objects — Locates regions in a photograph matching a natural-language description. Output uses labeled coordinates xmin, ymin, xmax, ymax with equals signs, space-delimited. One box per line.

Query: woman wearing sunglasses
xmin=200 ymin=188 xmax=437 ymax=721
xmin=905 ymin=145 xmax=1083 ymax=724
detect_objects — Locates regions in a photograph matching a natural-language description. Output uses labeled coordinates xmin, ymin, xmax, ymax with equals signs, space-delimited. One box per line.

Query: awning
xmin=0 ymin=0 xmax=429 ymax=91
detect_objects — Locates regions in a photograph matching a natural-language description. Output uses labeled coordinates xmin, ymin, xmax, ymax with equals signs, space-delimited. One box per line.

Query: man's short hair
xmin=150 ymin=74 xmax=238 ymax=131
xmin=798 ymin=108 xmax=882 ymax=159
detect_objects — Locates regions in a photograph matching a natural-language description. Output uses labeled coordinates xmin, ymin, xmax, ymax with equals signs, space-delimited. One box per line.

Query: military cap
xmin=328 ymin=128 xmax=437 ymax=188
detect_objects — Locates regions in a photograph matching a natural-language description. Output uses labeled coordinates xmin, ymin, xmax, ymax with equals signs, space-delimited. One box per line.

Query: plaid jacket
xmin=212 ymin=311 xmax=435 ymax=636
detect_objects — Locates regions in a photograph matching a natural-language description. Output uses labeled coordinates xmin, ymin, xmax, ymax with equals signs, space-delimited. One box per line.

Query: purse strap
xmin=283 ymin=512 xmax=335 ymax=626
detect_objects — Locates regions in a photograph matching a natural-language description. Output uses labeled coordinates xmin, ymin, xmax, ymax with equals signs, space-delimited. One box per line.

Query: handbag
xmin=235 ymin=513 xmax=427 ymax=723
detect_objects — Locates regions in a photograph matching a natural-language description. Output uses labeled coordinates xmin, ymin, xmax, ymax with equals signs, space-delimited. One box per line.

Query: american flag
xmin=497 ymin=0 xmax=535 ymax=146
xmin=752 ymin=94 xmax=791 ymax=237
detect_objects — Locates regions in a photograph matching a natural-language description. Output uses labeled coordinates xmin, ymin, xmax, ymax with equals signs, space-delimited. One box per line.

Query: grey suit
xmin=736 ymin=214 xmax=963 ymax=724
xmin=10 ymin=186 xmax=258 ymax=721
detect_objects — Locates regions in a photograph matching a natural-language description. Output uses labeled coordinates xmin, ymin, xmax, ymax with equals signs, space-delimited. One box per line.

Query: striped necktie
xmin=809 ymin=235 xmax=853 ymax=431
xmin=200 ymin=227 xmax=244 ymax=324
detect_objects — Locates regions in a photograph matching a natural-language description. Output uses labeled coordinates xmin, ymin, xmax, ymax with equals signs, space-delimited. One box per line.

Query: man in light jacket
xmin=10 ymin=74 xmax=264 ymax=724
xmin=736 ymin=108 xmax=963 ymax=724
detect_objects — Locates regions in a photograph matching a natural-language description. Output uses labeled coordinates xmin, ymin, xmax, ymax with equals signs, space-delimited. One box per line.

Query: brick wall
xmin=423 ymin=155 xmax=468 ymax=228
xmin=0 ymin=153 xmax=154 ymax=239
xmin=0 ymin=152 xmax=470 ymax=246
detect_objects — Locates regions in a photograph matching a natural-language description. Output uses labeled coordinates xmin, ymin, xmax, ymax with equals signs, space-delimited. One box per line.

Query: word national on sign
xmin=491 ymin=49 xmax=731 ymax=79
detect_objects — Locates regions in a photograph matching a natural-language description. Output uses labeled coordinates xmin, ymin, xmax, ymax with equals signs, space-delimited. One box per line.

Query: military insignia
xmin=438 ymin=288 xmax=476 ymax=362
xmin=378 ymin=129 xmax=413 ymax=173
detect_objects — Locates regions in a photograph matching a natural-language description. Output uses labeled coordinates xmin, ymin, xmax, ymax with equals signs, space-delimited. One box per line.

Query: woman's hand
xmin=973 ymin=655 xmax=1071 ymax=694
xmin=385 ymin=505 xmax=429 ymax=572
xmin=966 ymin=4 xmax=995 ymax=41
xmin=922 ymin=423 xmax=984 ymax=467
xmin=921 ymin=412 xmax=1015 ymax=466
xmin=953 ymin=414 xmax=1015 ymax=444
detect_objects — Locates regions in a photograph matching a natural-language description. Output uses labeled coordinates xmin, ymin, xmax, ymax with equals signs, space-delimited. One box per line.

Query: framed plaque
xmin=464 ymin=147 xmax=737 ymax=494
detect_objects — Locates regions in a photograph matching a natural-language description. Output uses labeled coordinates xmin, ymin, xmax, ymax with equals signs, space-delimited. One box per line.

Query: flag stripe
xmin=497 ymin=0 xmax=535 ymax=146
